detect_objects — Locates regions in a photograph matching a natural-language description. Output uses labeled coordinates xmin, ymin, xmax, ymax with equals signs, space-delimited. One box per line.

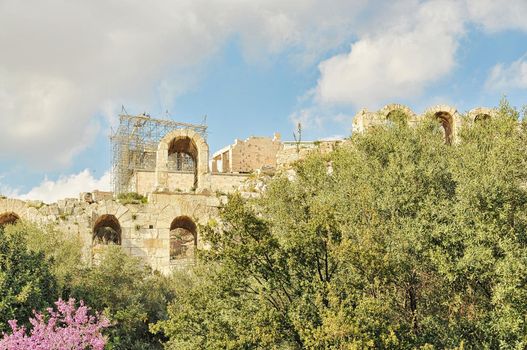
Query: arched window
xmin=169 ymin=216 xmax=197 ymax=263
xmin=93 ymin=214 xmax=121 ymax=245
xmin=474 ymin=113 xmax=491 ymax=123
xmin=168 ymin=137 xmax=198 ymax=187
xmin=0 ymin=212 xmax=20 ymax=228
xmin=386 ymin=110 xmax=409 ymax=126
xmin=434 ymin=111 xmax=453 ymax=144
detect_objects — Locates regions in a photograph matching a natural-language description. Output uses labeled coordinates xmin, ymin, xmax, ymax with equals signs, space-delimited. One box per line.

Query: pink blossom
xmin=0 ymin=298 xmax=110 ymax=350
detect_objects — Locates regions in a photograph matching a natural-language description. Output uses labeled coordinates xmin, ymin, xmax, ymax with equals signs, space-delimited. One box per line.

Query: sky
xmin=1 ymin=0 xmax=527 ymax=203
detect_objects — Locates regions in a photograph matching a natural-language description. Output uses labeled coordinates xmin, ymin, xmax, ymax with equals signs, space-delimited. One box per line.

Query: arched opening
xmin=168 ymin=137 xmax=198 ymax=188
xmin=93 ymin=214 xmax=121 ymax=245
xmin=434 ymin=111 xmax=453 ymax=144
xmin=386 ymin=110 xmax=409 ymax=126
xmin=474 ymin=113 xmax=491 ymax=123
xmin=169 ymin=216 xmax=197 ymax=263
xmin=0 ymin=212 xmax=20 ymax=228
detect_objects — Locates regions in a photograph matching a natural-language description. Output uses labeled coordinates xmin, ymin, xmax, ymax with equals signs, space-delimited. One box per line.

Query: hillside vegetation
xmin=2 ymin=100 xmax=527 ymax=349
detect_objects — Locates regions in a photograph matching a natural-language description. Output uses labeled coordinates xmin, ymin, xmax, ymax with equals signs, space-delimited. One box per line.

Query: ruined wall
xmin=229 ymin=135 xmax=282 ymax=172
xmin=131 ymin=171 xmax=155 ymax=195
xmin=212 ymin=134 xmax=282 ymax=173
xmin=167 ymin=172 xmax=195 ymax=192
xmin=0 ymin=194 xmax=219 ymax=275
xmin=352 ymin=104 xmax=498 ymax=144
xmin=276 ymin=141 xmax=343 ymax=170
xmin=208 ymin=173 xmax=250 ymax=193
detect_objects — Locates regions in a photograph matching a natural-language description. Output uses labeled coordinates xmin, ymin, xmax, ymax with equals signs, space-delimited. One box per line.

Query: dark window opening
xmin=169 ymin=216 xmax=197 ymax=262
xmin=93 ymin=214 xmax=122 ymax=245
xmin=0 ymin=212 xmax=20 ymax=228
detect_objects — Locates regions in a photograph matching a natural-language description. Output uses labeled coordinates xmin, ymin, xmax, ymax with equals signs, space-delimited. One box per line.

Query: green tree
xmin=0 ymin=225 xmax=57 ymax=333
xmin=155 ymin=100 xmax=527 ymax=349
xmin=71 ymin=246 xmax=176 ymax=350
xmin=5 ymin=221 xmax=83 ymax=297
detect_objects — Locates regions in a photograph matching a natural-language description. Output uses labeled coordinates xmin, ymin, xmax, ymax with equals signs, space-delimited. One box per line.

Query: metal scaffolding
xmin=110 ymin=113 xmax=207 ymax=195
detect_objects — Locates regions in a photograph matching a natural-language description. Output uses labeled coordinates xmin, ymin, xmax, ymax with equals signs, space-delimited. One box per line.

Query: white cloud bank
xmin=466 ymin=0 xmax=527 ymax=33
xmin=316 ymin=0 xmax=466 ymax=108
xmin=0 ymin=0 xmax=367 ymax=169
xmin=2 ymin=169 xmax=111 ymax=204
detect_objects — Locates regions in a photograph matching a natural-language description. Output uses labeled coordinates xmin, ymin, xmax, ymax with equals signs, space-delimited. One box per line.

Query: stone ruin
xmin=352 ymin=103 xmax=498 ymax=143
xmin=0 ymin=112 xmax=339 ymax=274
xmin=0 ymin=104 xmax=499 ymax=273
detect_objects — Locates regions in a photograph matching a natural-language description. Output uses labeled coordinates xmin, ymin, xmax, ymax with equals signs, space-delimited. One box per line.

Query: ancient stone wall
xmin=276 ymin=141 xmax=343 ymax=170
xmin=0 ymin=194 xmax=220 ymax=275
xmin=208 ymin=173 xmax=250 ymax=193
xmin=212 ymin=133 xmax=282 ymax=173
xmin=352 ymin=104 xmax=498 ymax=143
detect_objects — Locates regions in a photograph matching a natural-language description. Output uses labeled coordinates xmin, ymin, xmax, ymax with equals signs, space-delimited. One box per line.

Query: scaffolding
xmin=110 ymin=113 xmax=207 ymax=195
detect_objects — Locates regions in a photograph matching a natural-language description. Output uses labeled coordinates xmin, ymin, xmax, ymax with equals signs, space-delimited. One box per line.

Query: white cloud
xmin=8 ymin=169 xmax=112 ymax=204
xmin=485 ymin=54 xmax=527 ymax=91
xmin=289 ymin=108 xmax=324 ymax=130
xmin=466 ymin=0 xmax=527 ymax=32
xmin=0 ymin=0 xmax=368 ymax=170
xmin=315 ymin=0 xmax=464 ymax=108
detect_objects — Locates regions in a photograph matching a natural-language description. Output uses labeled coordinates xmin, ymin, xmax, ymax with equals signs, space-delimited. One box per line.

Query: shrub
xmin=0 ymin=226 xmax=57 ymax=333
xmin=0 ymin=298 xmax=110 ymax=350
xmin=117 ymin=192 xmax=147 ymax=205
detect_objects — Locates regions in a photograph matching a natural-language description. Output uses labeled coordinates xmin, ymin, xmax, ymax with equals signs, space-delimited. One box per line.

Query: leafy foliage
xmin=70 ymin=246 xmax=176 ymax=349
xmin=155 ymin=101 xmax=527 ymax=349
xmin=1 ymin=222 xmax=174 ymax=349
xmin=0 ymin=226 xmax=57 ymax=333
xmin=4 ymin=221 xmax=83 ymax=297
xmin=117 ymin=192 xmax=148 ymax=204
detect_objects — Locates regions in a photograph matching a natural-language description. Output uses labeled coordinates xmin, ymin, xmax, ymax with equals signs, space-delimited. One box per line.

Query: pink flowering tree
xmin=0 ymin=298 xmax=110 ymax=350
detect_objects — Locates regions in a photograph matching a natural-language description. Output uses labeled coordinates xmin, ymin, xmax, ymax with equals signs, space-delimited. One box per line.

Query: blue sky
xmin=1 ymin=0 xmax=527 ymax=202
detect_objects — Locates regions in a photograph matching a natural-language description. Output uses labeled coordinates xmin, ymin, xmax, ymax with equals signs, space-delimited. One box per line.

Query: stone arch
xmin=93 ymin=214 xmax=122 ymax=245
xmin=168 ymin=137 xmax=198 ymax=173
xmin=156 ymin=129 xmax=209 ymax=191
xmin=379 ymin=104 xmax=416 ymax=126
xmin=425 ymin=105 xmax=459 ymax=144
xmin=468 ymin=107 xmax=495 ymax=123
xmin=0 ymin=212 xmax=20 ymax=228
xmin=169 ymin=215 xmax=197 ymax=263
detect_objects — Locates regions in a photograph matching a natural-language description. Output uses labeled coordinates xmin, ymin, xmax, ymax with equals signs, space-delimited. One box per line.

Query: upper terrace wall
xmin=132 ymin=170 xmax=196 ymax=196
xmin=352 ymin=104 xmax=499 ymax=143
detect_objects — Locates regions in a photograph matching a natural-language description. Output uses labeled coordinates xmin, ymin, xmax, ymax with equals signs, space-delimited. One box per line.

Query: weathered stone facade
xmin=0 ymin=194 xmax=220 ymax=274
xmin=212 ymin=133 xmax=282 ymax=173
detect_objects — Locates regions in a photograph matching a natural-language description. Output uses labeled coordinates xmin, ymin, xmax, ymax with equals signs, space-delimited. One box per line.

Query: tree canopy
xmin=0 ymin=226 xmax=57 ymax=333
xmin=155 ymin=101 xmax=527 ymax=349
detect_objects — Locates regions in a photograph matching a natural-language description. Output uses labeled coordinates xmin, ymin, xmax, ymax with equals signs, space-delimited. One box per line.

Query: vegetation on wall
xmin=117 ymin=192 xmax=148 ymax=205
